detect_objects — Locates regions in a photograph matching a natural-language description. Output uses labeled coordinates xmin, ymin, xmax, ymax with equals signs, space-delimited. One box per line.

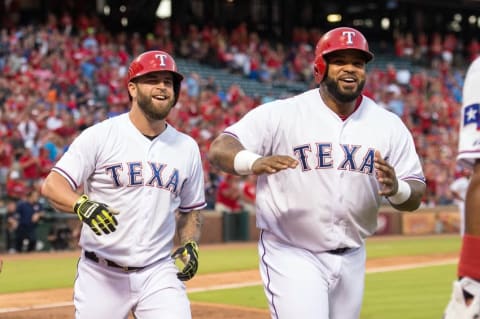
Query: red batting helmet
xmin=127 ymin=50 xmax=184 ymax=103
xmin=314 ymin=27 xmax=374 ymax=83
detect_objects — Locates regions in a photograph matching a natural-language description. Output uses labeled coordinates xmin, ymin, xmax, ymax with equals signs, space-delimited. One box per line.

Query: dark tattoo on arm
xmin=177 ymin=210 xmax=204 ymax=244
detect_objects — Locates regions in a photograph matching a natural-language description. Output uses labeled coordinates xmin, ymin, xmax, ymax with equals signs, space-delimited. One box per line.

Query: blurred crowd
xmin=0 ymin=13 xmax=478 ymax=252
xmin=392 ymin=30 xmax=480 ymax=68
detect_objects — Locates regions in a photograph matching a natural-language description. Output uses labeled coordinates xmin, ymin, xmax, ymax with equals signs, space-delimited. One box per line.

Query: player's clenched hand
xmin=252 ymin=155 xmax=298 ymax=175
xmin=73 ymin=195 xmax=119 ymax=236
xmin=171 ymin=241 xmax=199 ymax=281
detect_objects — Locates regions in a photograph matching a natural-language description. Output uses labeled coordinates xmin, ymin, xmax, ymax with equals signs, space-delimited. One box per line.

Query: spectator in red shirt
xmin=18 ymin=147 xmax=39 ymax=184
xmin=37 ymin=147 xmax=53 ymax=179
xmin=6 ymin=170 xmax=28 ymax=200
xmin=215 ymin=174 xmax=242 ymax=214
xmin=241 ymin=175 xmax=256 ymax=215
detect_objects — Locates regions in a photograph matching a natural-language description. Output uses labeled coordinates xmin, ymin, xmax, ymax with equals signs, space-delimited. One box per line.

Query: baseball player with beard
xmin=41 ymin=50 xmax=206 ymax=319
xmin=443 ymin=56 xmax=480 ymax=318
xmin=208 ymin=27 xmax=426 ymax=319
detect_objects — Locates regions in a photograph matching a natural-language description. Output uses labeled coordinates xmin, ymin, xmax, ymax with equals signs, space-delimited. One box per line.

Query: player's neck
xmin=318 ymin=87 xmax=362 ymax=120
xmin=128 ymin=110 xmax=167 ymax=137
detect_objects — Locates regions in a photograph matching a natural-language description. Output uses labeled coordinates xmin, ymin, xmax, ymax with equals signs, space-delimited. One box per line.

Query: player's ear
xmin=313 ymin=66 xmax=322 ymax=84
xmin=127 ymin=82 xmax=137 ymax=99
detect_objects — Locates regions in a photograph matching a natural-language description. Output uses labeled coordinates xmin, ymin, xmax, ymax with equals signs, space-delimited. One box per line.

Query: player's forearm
xmin=389 ymin=180 xmax=425 ymax=212
xmin=207 ymin=134 xmax=245 ymax=175
xmin=47 ymin=197 xmax=78 ymax=214
xmin=176 ymin=210 xmax=204 ymax=244
xmin=41 ymin=171 xmax=81 ymax=214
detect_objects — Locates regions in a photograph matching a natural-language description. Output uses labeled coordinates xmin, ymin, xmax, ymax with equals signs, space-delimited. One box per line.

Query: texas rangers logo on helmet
xmin=155 ymin=54 xmax=168 ymax=66
xmin=342 ymin=31 xmax=356 ymax=45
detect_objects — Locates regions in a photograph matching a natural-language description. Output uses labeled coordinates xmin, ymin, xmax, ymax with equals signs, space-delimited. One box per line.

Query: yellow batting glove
xmin=171 ymin=241 xmax=199 ymax=281
xmin=73 ymin=195 xmax=119 ymax=236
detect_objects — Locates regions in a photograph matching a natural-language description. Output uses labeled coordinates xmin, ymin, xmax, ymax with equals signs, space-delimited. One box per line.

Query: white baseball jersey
xmin=53 ymin=113 xmax=206 ymax=266
xmin=458 ymin=56 xmax=480 ymax=168
xmin=225 ymin=89 xmax=425 ymax=252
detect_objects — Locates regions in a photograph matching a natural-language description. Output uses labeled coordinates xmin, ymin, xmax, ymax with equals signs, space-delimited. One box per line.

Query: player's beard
xmin=136 ymin=90 xmax=175 ymax=121
xmin=324 ymin=76 xmax=365 ymax=103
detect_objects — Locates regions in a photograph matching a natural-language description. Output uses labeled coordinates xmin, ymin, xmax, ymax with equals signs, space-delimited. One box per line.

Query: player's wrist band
xmin=234 ymin=150 xmax=261 ymax=175
xmin=73 ymin=194 xmax=88 ymax=211
xmin=388 ymin=179 xmax=411 ymax=205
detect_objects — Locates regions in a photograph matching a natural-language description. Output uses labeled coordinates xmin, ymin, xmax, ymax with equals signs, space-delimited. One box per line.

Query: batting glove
xmin=171 ymin=241 xmax=199 ymax=281
xmin=444 ymin=277 xmax=480 ymax=319
xmin=73 ymin=195 xmax=119 ymax=236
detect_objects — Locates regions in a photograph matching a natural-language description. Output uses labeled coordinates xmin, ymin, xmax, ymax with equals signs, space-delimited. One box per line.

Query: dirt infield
xmin=0 ymin=242 xmax=458 ymax=319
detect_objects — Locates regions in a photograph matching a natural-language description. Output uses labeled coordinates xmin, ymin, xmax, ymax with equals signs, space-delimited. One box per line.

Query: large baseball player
xmin=208 ymin=27 xmax=426 ymax=319
xmin=443 ymin=56 xmax=480 ymax=318
xmin=41 ymin=50 xmax=206 ymax=319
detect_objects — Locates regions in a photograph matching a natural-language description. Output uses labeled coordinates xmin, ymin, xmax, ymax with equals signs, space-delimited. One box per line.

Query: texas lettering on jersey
xmin=293 ymin=143 xmax=376 ymax=175
xmin=104 ymin=161 xmax=181 ymax=194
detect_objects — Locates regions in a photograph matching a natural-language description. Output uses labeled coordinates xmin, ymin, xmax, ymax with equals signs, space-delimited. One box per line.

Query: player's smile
xmin=339 ymin=75 xmax=357 ymax=83
xmin=152 ymin=93 xmax=167 ymax=100
xmin=150 ymin=91 xmax=174 ymax=110
xmin=151 ymin=91 xmax=172 ymax=104
xmin=338 ymin=76 xmax=358 ymax=89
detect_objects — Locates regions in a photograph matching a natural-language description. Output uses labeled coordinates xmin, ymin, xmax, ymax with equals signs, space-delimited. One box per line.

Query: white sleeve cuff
xmin=388 ymin=180 xmax=411 ymax=205
xmin=233 ymin=150 xmax=261 ymax=175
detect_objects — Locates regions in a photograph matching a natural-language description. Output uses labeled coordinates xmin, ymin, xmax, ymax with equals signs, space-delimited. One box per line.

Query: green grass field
xmin=361 ymin=264 xmax=455 ymax=319
xmin=0 ymin=234 xmax=461 ymax=318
